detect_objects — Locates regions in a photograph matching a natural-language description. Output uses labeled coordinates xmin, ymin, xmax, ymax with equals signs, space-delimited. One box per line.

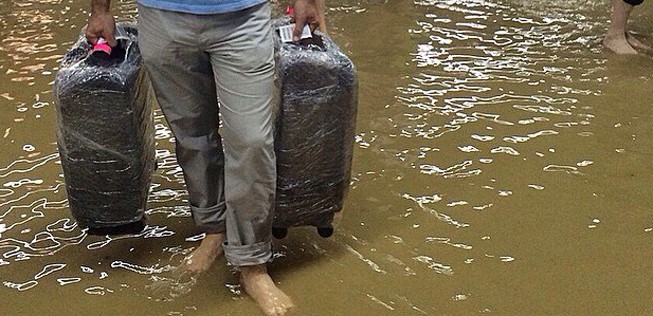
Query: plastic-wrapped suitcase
xmin=272 ymin=22 xmax=358 ymax=238
xmin=53 ymin=23 xmax=155 ymax=235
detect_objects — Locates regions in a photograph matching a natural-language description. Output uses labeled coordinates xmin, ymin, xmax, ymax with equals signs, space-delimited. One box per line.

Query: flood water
xmin=2 ymin=0 xmax=653 ymax=315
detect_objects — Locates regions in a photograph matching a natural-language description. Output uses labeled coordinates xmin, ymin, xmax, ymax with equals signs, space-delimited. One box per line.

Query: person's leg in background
xmin=604 ymin=0 xmax=650 ymax=54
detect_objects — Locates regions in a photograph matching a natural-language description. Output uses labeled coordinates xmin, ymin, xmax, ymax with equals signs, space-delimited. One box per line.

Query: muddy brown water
xmin=2 ymin=0 xmax=653 ymax=315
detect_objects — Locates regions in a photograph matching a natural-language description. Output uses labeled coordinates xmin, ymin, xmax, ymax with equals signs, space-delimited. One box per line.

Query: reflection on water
xmin=3 ymin=0 xmax=653 ymax=315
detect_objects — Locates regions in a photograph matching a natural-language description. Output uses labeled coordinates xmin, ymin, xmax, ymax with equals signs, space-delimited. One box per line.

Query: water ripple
xmin=3 ymin=280 xmax=39 ymax=292
xmin=403 ymin=194 xmax=470 ymax=228
xmin=345 ymin=244 xmax=387 ymax=275
xmin=57 ymin=277 xmax=81 ymax=286
xmin=413 ymin=255 xmax=454 ymax=275
xmin=110 ymin=260 xmax=175 ymax=275
xmin=34 ymin=263 xmax=67 ymax=279
xmin=0 ymin=153 xmax=59 ymax=177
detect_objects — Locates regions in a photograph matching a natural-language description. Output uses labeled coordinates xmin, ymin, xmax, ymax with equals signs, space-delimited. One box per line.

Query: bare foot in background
xmin=183 ymin=233 xmax=225 ymax=274
xmin=241 ymin=265 xmax=294 ymax=316
xmin=604 ymin=0 xmax=638 ymax=55
xmin=604 ymin=34 xmax=638 ymax=54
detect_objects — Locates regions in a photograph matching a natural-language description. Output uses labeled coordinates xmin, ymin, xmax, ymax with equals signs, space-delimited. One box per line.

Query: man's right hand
xmin=85 ymin=0 xmax=116 ymax=47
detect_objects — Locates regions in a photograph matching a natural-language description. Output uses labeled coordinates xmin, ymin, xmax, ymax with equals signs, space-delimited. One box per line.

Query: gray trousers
xmin=138 ymin=2 xmax=277 ymax=266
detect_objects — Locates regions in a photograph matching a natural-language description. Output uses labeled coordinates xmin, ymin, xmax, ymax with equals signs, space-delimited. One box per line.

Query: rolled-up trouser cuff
xmin=223 ymin=240 xmax=272 ymax=266
xmin=191 ymin=203 xmax=226 ymax=233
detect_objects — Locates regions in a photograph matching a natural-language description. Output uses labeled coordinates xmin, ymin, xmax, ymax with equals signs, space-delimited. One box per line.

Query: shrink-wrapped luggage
xmin=272 ymin=22 xmax=358 ymax=238
xmin=53 ymin=23 xmax=155 ymax=235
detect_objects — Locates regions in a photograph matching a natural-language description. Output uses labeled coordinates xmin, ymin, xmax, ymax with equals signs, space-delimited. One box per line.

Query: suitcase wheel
xmin=317 ymin=225 xmax=334 ymax=238
xmin=272 ymin=227 xmax=288 ymax=239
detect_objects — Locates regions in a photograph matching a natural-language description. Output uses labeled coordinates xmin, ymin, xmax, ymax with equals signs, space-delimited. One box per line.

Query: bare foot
xmin=240 ymin=265 xmax=294 ymax=316
xmin=183 ymin=233 xmax=225 ymax=274
xmin=627 ymin=33 xmax=651 ymax=51
xmin=604 ymin=34 xmax=638 ymax=55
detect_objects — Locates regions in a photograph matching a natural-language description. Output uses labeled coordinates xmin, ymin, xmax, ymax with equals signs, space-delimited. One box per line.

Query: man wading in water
xmin=85 ymin=0 xmax=324 ymax=315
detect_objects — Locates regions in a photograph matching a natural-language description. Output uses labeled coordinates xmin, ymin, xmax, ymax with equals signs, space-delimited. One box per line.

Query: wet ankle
xmin=239 ymin=264 xmax=268 ymax=279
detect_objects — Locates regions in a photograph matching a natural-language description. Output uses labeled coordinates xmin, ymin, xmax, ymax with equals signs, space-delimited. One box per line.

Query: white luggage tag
xmin=278 ymin=23 xmax=312 ymax=43
xmin=114 ymin=26 xmax=131 ymax=41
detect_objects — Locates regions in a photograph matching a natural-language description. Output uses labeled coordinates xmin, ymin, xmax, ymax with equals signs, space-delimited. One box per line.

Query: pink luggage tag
xmin=92 ymin=37 xmax=111 ymax=55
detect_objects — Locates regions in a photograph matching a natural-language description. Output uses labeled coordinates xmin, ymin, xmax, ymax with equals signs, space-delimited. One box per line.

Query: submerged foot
xmin=240 ymin=265 xmax=294 ymax=316
xmin=183 ymin=232 xmax=225 ymax=274
xmin=603 ymin=34 xmax=638 ymax=54
xmin=627 ymin=33 xmax=651 ymax=51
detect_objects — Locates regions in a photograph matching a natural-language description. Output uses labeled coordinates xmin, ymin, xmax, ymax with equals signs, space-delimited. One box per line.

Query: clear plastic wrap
xmin=272 ymin=20 xmax=358 ymax=237
xmin=53 ymin=22 xmax=155 ymax=235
